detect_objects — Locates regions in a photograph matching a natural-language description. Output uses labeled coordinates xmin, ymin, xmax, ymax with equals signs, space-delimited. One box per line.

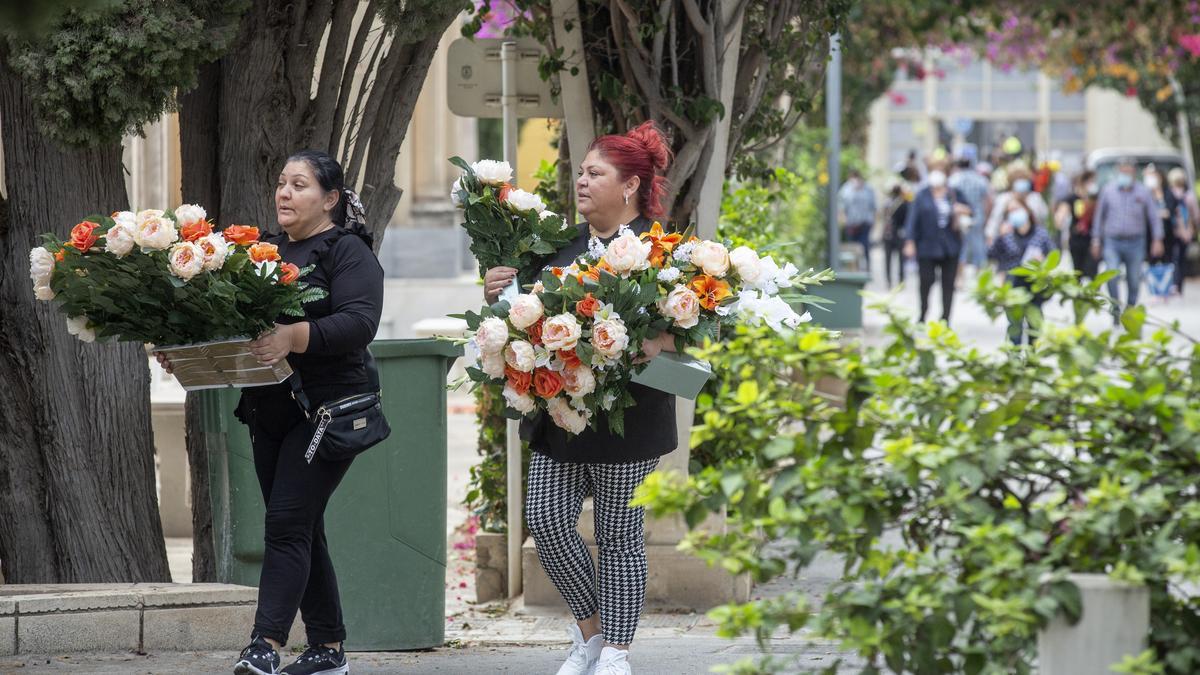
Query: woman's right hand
xmin=155 ymin=352 xmax=174 ymax=375
xmin=484 ymin=266 xmax=519 ymax=304
xmin=903 ymin=241 xmax=916 ymax=260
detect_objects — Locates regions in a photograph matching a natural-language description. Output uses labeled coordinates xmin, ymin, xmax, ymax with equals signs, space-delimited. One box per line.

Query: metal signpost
xmin=826 ymin=32 xmax=842 ymax=271
xmin=448 ymin=37 xmax=561 ymax=599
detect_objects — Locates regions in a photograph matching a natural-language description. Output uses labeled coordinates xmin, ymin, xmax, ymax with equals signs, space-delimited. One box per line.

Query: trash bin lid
xmin=370 ymin=338 xmax=463 ymax=359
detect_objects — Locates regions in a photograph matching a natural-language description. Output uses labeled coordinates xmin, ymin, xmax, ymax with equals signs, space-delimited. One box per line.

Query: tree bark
xmin=178 ymin=60 xmax=223 ymax=583
xmin=0 ymin=54 xmax=170 ymax=584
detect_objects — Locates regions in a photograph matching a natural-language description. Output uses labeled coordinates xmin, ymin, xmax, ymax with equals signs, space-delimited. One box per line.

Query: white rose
xmin=729 ymin=246 xmax=765 ymax=286
xmin=134 ymin=212 xmax=178 ymax=250
xmin=503 ymin=384 xmax=537 ymax=414
xmin=168 ymin=242 xmax=205 ymax=281
xmin=541 ymin=313 xmax=582 ymax=352
xmin=602 ymin=231 xmax=652 ymax=276
xmin=591 ymin=318 xmax=630 ymax=359
xmin=450 ymin=177 xmax=466 ymax=208
xmin=173 ymin=203 xmax=207 ymax=227
xmin=504 ymin=340 xmax=536 ymax=372
xmin=691 ymin=240 xmax=730 ymax=277
xmin=34 ymin=283 xmax=56 ymax=301
xmin=65 ymin=315 xmax=96 ymax=343
xmin=531 ymin=280 xmax=546 ymax=294
xmin=480 ymin=350 xmax=506 ymax=378
xmin=104 ymin=222 xmax=136 ymax=257
xmin=547 ymin=396 xmax=588 ymax=434
xmin=197 ymin=232 xmax=231 ymax=271
xmin=562 ymin=365 xmax=596 ymax=399
xmin=508 ymin=293 xmax=544 ymax=330
xmin=475 ymin=317 xmax=510 ymax=354
xmin=113 ymin=210 xmax=136 ymax=230
xmin=29 ymin=247 xmax=54 ymax=288
xmin=752 ymin=256 xmax=799 ymax=295
xmin=504 ymin=188 xmax=546 ymax=213
xmin=730 ymin=290 xmax=809 ymax=332
xmin=471 ymin=159 xmax=514 ymax=186
xmin=658 ymin=285 xmax=701 ymax=329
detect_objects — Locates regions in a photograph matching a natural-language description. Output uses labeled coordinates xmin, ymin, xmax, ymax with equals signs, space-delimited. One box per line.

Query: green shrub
xmin=636 ymin=257 xmax=1200 ymax=674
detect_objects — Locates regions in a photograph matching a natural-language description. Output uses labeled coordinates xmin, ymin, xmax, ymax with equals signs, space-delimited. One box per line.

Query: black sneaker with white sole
xmin=233 ymin=635 xmax=281 ymax=675
xmin=281 ymin=643 xmax=348 ymax=675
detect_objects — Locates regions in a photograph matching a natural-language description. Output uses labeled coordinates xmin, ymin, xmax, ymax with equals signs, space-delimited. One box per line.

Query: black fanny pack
xmin=290 ymin=352 xmax=391 ymax=464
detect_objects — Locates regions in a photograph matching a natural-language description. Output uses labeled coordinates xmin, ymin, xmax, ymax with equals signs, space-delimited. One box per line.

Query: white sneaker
xmin=555 ymin=625 xmax=603 ymax=675
xmin=593 ymin=646 xmax=632 ymax=675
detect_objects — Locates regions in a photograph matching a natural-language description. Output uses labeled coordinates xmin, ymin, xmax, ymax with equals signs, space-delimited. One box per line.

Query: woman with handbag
xmin=482 ymin=122 xmax=678 ymax=675
xmin=161 ymin=149 xmax=384 ymax=675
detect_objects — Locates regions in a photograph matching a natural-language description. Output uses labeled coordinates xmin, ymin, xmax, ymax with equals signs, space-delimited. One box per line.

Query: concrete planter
xmin=474 ymin=531 xmax=507 ymax=604
xmin=1036 ymin=574 xmax=1149 ymax=675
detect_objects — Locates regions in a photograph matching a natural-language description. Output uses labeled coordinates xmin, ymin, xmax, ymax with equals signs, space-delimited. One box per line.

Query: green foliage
xmin=7 ymin=0 xmax=245 ymax=147
xmin=463 ymin=385 xmax=530 ymax=534
xmin=532 ymin=158 xmax=568 ymax=219
xmin=635 ymin=268 xmax=1200 ymax=673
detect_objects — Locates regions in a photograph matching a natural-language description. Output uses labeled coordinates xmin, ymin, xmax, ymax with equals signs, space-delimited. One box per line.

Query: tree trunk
xmin=178 ymin=60 xmax=223 ymax=583
xmin=0 ymin=54 xmax=170 ymax=584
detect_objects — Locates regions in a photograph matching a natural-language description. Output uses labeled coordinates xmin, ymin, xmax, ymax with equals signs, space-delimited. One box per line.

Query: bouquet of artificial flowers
xmin=449 ymin=156 xmax=576 ymax=286
xmin=457 ymin=221 xmax=827 ymax=436
xmin=29 ymin=205 xmax=325 ymax=347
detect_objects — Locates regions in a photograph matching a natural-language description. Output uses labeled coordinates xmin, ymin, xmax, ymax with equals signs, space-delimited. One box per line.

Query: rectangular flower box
xmin=631 ymin=352 xmax=713 ymax=400
xmin=152 ymin=337 xmax=293 ymax=391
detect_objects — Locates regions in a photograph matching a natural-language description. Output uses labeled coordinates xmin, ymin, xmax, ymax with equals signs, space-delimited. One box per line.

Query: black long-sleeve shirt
xmin=275 ymin=227 xmax=384 ymax=390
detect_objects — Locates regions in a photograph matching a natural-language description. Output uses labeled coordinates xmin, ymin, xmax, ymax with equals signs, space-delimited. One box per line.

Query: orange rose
xmin=526 ymin=319 xmax=544 ymax=346
xmin=279 ymin=262 xmax=300 ymax=285
xmin=559 ymin=349 xmax=582 ymax=369
xmin=248 ymin=242 xmax=281 ymax=263
xmin=497 ymin=183 xmax=512 ymax=203
xmin=533 ymin=368 xmax=565 ymax=399
xmin=222 ymin=224 xmax=260 ymax=245
xmin=55 ymin=249 xmax=66 ymax=262
xmin=180 ymin=219 xmax=213 ymax=242
xmin=690 ymin=274 xmax=732 ymax=310
xmin=551 ymin=267 xmax=565 ymax=279
xmin=505 ymin=366 xmax=533 ymax=395
xmin=640 ymin=221 xmax=683 ymax=267
xmin=68 ymin=221 xmax=100 ymax=252
xmin=576 ymin=293 xmax=600 ymax=318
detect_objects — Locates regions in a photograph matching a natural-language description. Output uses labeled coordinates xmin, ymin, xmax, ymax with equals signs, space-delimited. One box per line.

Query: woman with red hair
xmin=484 ymin=121 xmax=677 ymax=675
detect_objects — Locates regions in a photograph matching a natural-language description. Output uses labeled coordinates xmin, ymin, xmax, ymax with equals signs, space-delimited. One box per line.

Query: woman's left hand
xmin=249 ymin=323 xmax=294 ymax=366
xmin=634 ymin=332 xmax=674 ymax=365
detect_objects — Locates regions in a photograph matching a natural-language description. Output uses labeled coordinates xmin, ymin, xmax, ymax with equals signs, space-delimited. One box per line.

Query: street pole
xmin=1169 ymin=76 xmax=1196 ymax=181
xmin=501 ymin=40 xmax=524 ymax=599
xmin=826 ymin=32 xmax=842 ymax=271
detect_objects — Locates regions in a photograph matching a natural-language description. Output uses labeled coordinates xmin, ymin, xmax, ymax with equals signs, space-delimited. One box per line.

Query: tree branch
xmin=311 ymin=0 xmax=359 ymax=149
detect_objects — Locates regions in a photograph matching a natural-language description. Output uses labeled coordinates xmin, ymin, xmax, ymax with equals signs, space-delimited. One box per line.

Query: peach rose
xmin=658 ymin=285 xmax=701 ymax=329
xmin=591 ymin=318 xmax=629 ymax=359
xmin=480 ymin=350 xmax=506 ymax=378
xmin=248 ymin=242 xmax=281 ymax=263
xmin=475 ymin=317 xmax=510 ymax=354
xmin=180 ymin=218 xmax=213 ymax=243
xmin=503 ymin=384 xmax=536 ymax=414
xmin=690 ymin=240 xmax=730 ymax=277
xmin=504 ymin=340 xmax=536 ymax=373
xmin=602 ymin=231 xmax=652 ymax=276
xmin=508 ymin=293 xmax=544 ymax=330
xmin=547 ymin=396 xmax=587 ymax=434
xmin=562 ymin=365 xmax=596 ymax=398
xmin=168 ymin=242 xmax=205 ymax=281
xmin=541 ymin=313 xmax=582 ymax=352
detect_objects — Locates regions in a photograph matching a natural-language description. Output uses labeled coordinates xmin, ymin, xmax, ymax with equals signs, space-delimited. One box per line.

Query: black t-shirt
xmin=241 ymin=227 xmax=384 ymax=404
xmin=519 ymin=215 xmax=678 ymax=464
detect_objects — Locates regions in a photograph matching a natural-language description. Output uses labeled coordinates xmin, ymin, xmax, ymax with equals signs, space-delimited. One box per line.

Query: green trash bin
xmin=202 ymin=338 xmax=463 ymax=650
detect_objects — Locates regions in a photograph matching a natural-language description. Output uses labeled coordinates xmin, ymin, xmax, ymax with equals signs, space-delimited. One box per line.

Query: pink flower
xmin=1180 ymin=34 xmax=1200 ymax=58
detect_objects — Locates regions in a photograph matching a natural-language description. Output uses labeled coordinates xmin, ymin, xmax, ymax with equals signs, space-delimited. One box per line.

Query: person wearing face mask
xmin=837 ymin=169 xmax=877 ymax=271
xmin=1055 ymin=170 xmax=1099 ymax=279
xmin=1091 ymin=159 xmax=1166 ymax=313
xmin=949 ymin=156 xmax=992 ymax=284
xmin=985 ymin=164 xmax=1049 ymax=244
xmin=1165 ymin=167 xmax=1198 ymax=295
xmin=902 ymin=163 xmax=973 ymax=323
xmin=989 ymin=198 xmax=1055 ymax=345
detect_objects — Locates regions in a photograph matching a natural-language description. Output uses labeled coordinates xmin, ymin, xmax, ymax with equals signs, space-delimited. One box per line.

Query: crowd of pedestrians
xmin=837 ymin=142 xmax=1198 ymax=342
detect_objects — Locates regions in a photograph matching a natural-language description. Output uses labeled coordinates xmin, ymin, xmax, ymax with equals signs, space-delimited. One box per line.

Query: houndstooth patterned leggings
xmin=525 ymin=452 xmax=660 ymax=645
